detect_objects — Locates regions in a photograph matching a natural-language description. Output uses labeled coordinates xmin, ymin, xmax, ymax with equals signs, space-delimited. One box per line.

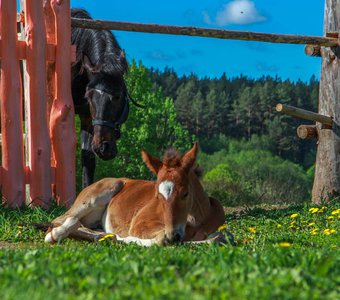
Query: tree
xmin=95 ymin=61 xmax=192 ymax=181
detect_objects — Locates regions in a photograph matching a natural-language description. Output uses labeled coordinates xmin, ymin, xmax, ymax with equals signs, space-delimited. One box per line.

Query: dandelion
xmin=278 ymin=242 xmax=291 ymax=248
xmin=17 ymin=225 xmax=23 ymax=229
xmin=249 ymin=235 xmax=254 ymax=240
xmin=327 ymin=216 xmax=334 ymax=220
xmin=218 ymin=224 xmax=227 ymax=232
xmin=331 ymin=209 xmax=340 ymax=215
xmin=308 ymin=222 xmax=315 ymax=227
xmin=277 ymin=224 xmax=282 ymax=228
xmin=248 ymin=227 xmax=256 ymax=234
xmin=98 ymin=234 xmax=115 ymax=242
xmin=309 ymin=208 xmax=319 ymax=214
xmin=324 ymin=229 xmax=331 ymax=235
xmin=290 ymin=220 xmax=296 ymax=225
xmin=310 ymin=228 xmax=318 ymax=235
xmin=324 ymin=229 xmax=336 ymax=235
xmin=290 ymin=213 xmax=298 ymax=218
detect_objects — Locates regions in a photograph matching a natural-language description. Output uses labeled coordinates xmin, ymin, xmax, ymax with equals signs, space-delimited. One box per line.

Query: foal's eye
xmin=183 ymin=192 xmax=189 ymax=198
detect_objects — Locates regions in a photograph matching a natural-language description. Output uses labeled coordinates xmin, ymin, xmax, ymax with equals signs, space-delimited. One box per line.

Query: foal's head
xmin=142 ymin=143 xmax=199 ymax=244
xmin=84 ymin=56 xmax=129 ymax=160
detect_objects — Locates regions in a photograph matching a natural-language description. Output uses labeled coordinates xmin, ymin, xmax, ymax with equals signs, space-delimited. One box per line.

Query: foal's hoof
xmin=44 ymin=231 xmax=57 ymax=244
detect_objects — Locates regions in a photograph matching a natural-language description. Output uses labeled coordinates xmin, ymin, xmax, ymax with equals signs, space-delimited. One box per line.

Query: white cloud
xmin=204 ymin=0 xmax=267 ymax=26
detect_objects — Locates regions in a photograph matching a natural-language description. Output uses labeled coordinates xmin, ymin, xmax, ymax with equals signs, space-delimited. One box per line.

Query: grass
xmin=0 ymin=202 xmax=339 ymax=300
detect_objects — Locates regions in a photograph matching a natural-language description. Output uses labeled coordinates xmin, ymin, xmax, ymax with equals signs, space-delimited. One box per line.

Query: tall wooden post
xmin=50 ymin=0 xmax=76 ymax=207
xmin=0 ymin=0 xmax=26 ymax=207
xmin=24 ymin=0 xmax=52 ymax=209
xmin=312 ymin=0 xmax=340 ymax=203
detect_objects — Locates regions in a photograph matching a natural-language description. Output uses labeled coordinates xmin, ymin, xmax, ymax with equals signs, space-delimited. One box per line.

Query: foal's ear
xmin=181 ymin=142 xmax=199 ymax=172
xmin=141 ymin=150 xmax=162 ymax=175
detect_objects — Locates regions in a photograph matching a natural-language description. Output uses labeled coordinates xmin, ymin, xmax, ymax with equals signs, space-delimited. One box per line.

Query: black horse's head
xmin=84 ymin=71 xmax=129 ymax=160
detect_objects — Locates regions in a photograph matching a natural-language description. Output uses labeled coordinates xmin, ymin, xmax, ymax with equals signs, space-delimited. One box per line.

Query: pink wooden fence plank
xmin=50 ymin=0 xmax=76 ymax=207
xmin=24 ymin=0 xmax=52 ymax=209
xmin=0 ymin=0 xmax=25 ymax=207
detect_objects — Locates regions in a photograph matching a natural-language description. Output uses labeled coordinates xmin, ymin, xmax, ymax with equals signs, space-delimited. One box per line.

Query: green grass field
xmin=0 ymin=202 xmax=339 ymax=300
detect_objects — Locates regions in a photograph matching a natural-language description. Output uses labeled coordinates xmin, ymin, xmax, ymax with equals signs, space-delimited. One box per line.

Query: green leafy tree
xmin=95 ymin=61 xmax=192 ymax=180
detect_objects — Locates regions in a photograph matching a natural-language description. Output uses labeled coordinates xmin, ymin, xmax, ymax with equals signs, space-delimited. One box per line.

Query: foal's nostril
xmin=100 ymin=142 xmax=109 ymax=154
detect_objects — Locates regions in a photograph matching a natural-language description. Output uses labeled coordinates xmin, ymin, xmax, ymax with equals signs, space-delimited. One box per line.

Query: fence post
xmin=312 ymin=0 xmax=340 ymax=203
xmin=24 ymin=0 xmax=52 ymax=209
xmin=50 ymin=0 xmax=76 ymax=207
xmin=0 ymin=0 xmax=25 ymax=207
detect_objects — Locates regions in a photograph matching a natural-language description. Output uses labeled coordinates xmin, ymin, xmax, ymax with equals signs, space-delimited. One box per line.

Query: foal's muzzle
xmin=92 ymin=141 xmax=117 ymax=160
xmin=163 ymin=231 xmax=184 ymax=245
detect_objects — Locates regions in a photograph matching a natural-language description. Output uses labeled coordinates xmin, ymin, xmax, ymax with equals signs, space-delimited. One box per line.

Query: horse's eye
xmin=183 ymin=192 xmax=189 ymax=198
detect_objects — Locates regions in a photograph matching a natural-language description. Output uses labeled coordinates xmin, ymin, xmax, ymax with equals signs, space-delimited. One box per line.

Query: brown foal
xmin=45 ymin=143 xmax=225 ymax=246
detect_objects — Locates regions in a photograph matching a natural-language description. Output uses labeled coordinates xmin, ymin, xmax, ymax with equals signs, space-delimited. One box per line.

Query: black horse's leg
xmin=81 ymin=147 xmax=95 ymax=188
xmin=80 ymin=117 xmax=95 ymax=188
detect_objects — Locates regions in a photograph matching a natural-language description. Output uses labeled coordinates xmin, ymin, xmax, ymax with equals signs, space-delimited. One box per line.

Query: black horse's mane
xmin=71 ymin=8 xmax=128 ymax=76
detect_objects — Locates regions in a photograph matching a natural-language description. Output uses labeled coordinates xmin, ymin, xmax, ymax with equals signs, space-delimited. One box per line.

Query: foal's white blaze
xmin=158 ymin=180 xmax=174 ymax=200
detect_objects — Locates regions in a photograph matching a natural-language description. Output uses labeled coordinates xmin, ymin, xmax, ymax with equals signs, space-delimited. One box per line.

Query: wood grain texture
xmin=312 ymin=0 xmax=340 ymax=203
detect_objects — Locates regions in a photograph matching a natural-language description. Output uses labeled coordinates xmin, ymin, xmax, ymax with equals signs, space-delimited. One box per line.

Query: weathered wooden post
xmin=50 ymin=0 xmax=77 ymax=207
xmin=24 ymin=0 xmax=52 ymax=208
xmin=0 ymin=0 xmax=26 ymax=207
xmin=312 ymin=0 xmax=340 ymax=203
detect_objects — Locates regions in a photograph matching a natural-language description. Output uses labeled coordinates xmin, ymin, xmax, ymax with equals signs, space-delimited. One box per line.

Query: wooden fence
xmin=0 ymin=0 xmax=76 ymax=209
xmin=0 ymin=0 xmax=338 ymax=207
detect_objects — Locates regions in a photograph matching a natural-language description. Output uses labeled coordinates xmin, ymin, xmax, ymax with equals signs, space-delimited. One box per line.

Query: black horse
xmin=71 ymin=8 xmax=130 ymax=188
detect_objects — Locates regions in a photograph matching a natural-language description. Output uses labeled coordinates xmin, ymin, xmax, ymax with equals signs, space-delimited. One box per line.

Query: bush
xmin=202 ymin=149 xmax=311 ymax=206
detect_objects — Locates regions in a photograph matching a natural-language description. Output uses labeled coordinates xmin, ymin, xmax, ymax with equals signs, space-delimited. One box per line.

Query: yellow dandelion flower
xmin=248 ymin=227 xmax=256 ymax=234
xmin=327 ymin=216 xmax=334 ymax=219
xmin=218 ymin=224 xmax=227 ymax=231
xmin=290 ymin=220 xmax=296 ymax=225
xmin=290 ymin=213 xmax=298 ymax=218
xmin=98 ymin=234 xmax=115 ymax=242
xmin=308 ymin=222 xmax=315 ymax=227
xmin=277 ymin=224 xmax=282 ymax=228
xmin=324 ymin=229 xmax=331 ymax=235
xmin=323 ymin=229 xmax=336 ymax=235
xmin=278 ymin=242 xmax=291 ymax=248
xmin=249 ymin=235 xmax=254 ymax=239
xmin=331 ymin=209 xmax=340 ymax=215
xmin=310 ymin=229 xmax=318 ymax=235
xmin=17 ymin=225 xmax=23 ymax=229
xmin=309 ymin=208 xmax=319 ymax=214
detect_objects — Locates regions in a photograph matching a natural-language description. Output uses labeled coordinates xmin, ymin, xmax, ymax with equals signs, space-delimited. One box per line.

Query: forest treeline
xmin=149 ymin=67 xmax=319 ymax=169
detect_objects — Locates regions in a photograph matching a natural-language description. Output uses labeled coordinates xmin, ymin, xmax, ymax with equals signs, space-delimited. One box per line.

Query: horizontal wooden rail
xmin=71 ymin=18 xmax=338 ymax=47
xmin=276 ymin=103 xmax=333 ymax=126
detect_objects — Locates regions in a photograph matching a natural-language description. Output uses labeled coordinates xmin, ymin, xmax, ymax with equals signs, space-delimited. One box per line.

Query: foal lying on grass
xmin=44 ymin=143 xmax=227 ymax=246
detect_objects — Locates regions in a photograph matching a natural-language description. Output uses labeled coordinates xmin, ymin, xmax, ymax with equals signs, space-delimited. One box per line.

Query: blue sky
xmin=39 ymin=1 xmax=328 ymax=80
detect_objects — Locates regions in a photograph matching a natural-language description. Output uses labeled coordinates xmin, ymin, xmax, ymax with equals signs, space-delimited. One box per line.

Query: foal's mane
xmin=71 ymin=8 xmax=128 ymax=76
xmin=162 ymin=148 xmax=202 ymax=178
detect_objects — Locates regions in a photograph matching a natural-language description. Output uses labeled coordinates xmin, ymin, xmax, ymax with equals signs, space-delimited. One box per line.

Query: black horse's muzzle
xmin=92 ymin=141 xmax=117 ymax=160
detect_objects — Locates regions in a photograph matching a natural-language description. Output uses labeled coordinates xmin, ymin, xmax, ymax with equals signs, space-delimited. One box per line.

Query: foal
xmin=45 ymin=143 xmax=225 ymax=245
